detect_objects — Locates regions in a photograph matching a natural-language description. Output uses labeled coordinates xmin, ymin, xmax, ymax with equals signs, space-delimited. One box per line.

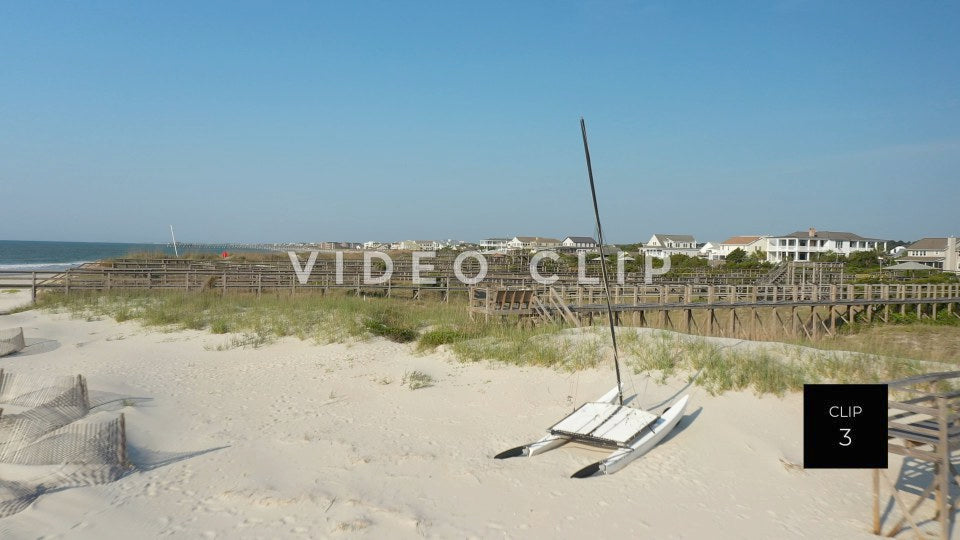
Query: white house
xmin=765 ymin=228 xmax=886 ymax=263
xmin=560 ymin=236 xmax=598 ymax=254
xmin=640 ymin=234 xmax=699 ymax=258
xmin=391 ymin=240 xmax=430 ymax=251
xmin=900 ymin=237 xmax=960 ymax=271
xmin=699 ymin=241 xmax=721 ymax=260
xmin=415 ymin=240 xmax=441 ymax=250
xmin=507 ymin=236 xmax=562 ymax=251
xmin=479 ymin=238 xmax=511 ymax=251
xmin=718 ymin=235 xmax=769 ymax=259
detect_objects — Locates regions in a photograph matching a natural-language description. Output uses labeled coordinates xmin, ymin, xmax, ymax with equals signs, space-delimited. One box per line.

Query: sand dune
xmin=0 ymin=305 xmax=917 ymax=538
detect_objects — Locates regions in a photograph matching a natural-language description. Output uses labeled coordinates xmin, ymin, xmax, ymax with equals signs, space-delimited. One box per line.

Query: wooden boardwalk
xmin=469 ymin=283 xmax=960 ymax=340
xmin=0 ymin=258 xmax=790 ymax=302
xmin=3 ymin=259 xmax=957 ymax=340
xmin=875 ymin=371 xmax=960 ymax=539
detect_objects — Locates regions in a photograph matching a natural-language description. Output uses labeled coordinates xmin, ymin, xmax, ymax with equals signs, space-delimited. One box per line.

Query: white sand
xmin=0 ymin=306 xmax=914 ymax=538
xmin=0 ymin=289 xmax=31 ymax=314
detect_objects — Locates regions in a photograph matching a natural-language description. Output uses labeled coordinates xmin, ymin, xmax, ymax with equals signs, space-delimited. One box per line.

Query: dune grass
xmin=31 ymin=290 xmax=956 ymax=396
xmin=34 ymin=290 xmax=465 ymax=346
xmin=402 ymin=370 xmax=435 ymax=390
xmin=617 ymin=329 xmax=933 ymax=396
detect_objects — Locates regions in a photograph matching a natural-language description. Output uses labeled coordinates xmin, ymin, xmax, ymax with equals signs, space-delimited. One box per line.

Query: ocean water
xmin=0 ymin=240 xmax=268 ymax=271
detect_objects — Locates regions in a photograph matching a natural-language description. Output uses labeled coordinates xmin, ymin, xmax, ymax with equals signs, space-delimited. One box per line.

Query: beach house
xmin=560 ymin=236 xmax=598 ymax=254
xmin=900 ymin=237 xmax=960 ymax=271
xmin=765 ymin=228 xmax=886 ymax=263
xmin=507 ymin=236 xmax=562 ymax=251
xmin=479 ymin=238 xmax=511 ymax=251
xmin=718 ymin=235 xmax=769 ymax=259
xmin=640 ymin=234 xmax=699 ymax=258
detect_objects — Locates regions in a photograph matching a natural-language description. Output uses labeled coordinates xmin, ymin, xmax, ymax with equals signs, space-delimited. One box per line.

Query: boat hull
xmin=494 ymin=385 xmax=621 ymax=459
xmin=574 ymin=394 xmax=690 ymax=477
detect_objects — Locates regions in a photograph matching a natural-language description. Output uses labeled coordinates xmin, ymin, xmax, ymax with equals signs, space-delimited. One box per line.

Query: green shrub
xmin=418 ymin=327 xmax=475 ymax=350
xmin=403 ymin=370 xmax=434 ymax=389
xmin=362 ymin=308 xmax=419 ymax=343
xmin=210 ymin=319 xmax=230 ymax=334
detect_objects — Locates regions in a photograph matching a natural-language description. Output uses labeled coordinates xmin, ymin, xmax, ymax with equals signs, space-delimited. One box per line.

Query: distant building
xmin=315 ymin=241 xmax=358 ymax=250
xmin=560 ymin=236 xmax=598 ymax=254
xmin=640 ymin=234 xmax=699 ymax=258
xmin=507 ymin=236 xmax=562 ymax=251
xmin=362 ymin=241 xmax=387 ymax=250
xmin=391 ymin=240 xmax=422 ymax=250
xmin=414 ymin=240 xmax=441 ymax=251
xmin=699 ymin=241 xmax=721 ymax=260
xmin=718 ymin=235 xmax=769 ymax=260
xmin=765 ymin=228 xmax=886 ymax=263
xmin=900 ymin=237 xmax=960 ymax=271
xmin=479 ymin=238 xmax=511 ymax=251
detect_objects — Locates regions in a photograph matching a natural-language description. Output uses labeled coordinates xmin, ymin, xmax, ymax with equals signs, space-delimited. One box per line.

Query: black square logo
xmin=803 ymin=384 xmax=888 ymax=469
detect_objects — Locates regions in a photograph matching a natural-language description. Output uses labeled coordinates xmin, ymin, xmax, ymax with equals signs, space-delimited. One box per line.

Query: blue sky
xmin=1 ymin=1 xmax=957 ymax=244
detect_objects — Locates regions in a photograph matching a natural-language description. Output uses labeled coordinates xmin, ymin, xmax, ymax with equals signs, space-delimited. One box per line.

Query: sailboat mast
xmin=579 ymin=118 xmax=624 ymax=406
xmin=170 ymin=225 xmax=179 ymax=258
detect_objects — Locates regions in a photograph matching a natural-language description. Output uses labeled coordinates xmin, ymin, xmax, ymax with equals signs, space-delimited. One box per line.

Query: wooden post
xmin=883 ymin=285 xmax=889 ymax=322
xmin=222 ymin=272 xmax=227 ymax=296
xmin=31 ymin=271 xmax=36 ymax=303
xmin=257 ymin=273 xmax=262 ymax=298
xmin=810 ymin=305 xmax=818 ymax=338
xmin=792 ymin=305 xmax=798 ymax=337
xmin=485 ymin=288 xmax=491 ymax=323
xmin=829 ymin=285 xmax=837 ymax=333
xmin=65 ymin=269 xmax=70 ymax=295
xmin=937 ymin=396 xmax=950 ymax=539
xmin=872 ymin=469 xmax=880 ymax=534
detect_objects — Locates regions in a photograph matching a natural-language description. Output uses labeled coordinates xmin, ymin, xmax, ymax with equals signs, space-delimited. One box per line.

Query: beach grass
xmin=402 ymin=370 xmax=435 ymax=390
xmin=32 ymin=290 xmax=470 ymax=345
xmin=31 ymin=290 xmax=957 ymax=395
xmin=618 ymin=330 xmax=934 ymax=396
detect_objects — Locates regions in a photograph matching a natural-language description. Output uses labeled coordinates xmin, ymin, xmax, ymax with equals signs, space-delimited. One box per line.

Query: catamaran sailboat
xmin=494 ymin=119 xmax=690 ymax=478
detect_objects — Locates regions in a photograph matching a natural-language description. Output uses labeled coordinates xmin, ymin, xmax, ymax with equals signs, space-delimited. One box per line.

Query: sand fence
xmin=0 ymin=372 xmax=129 ymax=518
xmin=0 ymin=328 xmax=25 ymax=357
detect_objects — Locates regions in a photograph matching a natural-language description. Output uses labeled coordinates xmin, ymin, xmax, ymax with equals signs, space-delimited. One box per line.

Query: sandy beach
xmin=0 ymin=294 xmax=906 ymax=539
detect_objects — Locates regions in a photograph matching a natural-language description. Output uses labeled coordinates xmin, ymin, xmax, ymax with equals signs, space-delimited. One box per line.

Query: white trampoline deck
xmin=550 ymin=402 xmax=658 ymax=447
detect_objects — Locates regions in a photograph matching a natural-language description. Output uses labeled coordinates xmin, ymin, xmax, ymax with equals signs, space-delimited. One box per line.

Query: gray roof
xmin=564 ymin=236 xmax=597 ymax=244
xmin=906 ymin=237 xmax=947 ymax=251
xmin=900 ymin=256 xmax=945 ymax=263
xmin=780 ymin=230 xmax=883 ymax=242
xmin=885 ymin=261 xmax=939 ymax=271
xmin=513 ymin=236 xmax=561 ymax=243
xmin=653 ymin=234 xmax=695 ymax=242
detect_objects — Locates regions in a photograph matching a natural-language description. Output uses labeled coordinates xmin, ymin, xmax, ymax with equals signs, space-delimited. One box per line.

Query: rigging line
xmin=580 ymin=117 xmax=624 ymax=406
